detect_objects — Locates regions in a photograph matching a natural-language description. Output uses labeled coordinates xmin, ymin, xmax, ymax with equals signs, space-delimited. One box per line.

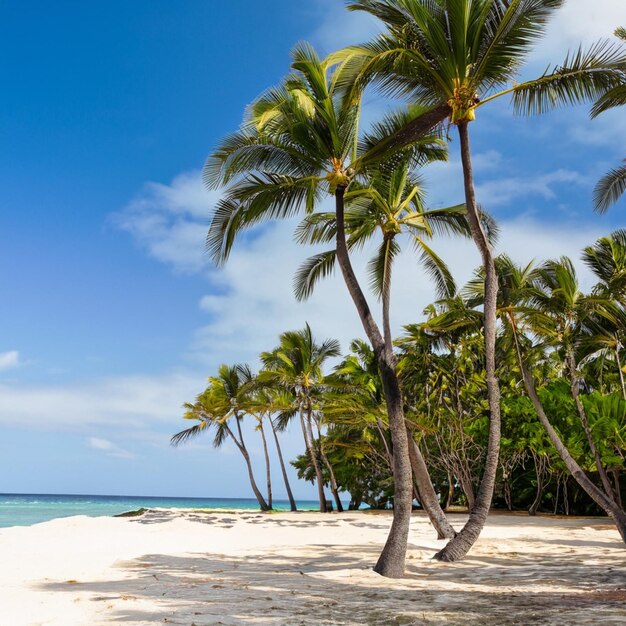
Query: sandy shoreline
xmin=1 ymin=509 xmax=624 ymax=625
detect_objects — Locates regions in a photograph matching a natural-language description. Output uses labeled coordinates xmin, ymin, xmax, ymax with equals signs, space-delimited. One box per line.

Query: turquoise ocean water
xmin=0 ymin=493 xmax=323 ymax=528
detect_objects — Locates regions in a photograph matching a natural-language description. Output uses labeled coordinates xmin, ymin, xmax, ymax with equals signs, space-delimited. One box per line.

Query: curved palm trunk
xmin=435 ymin=122 xmax=502 ymax=562
xmin=315 ymin=420 xmax=344 ymax=512
xmin=270 ymin=417 xmax=297 ymax=511
xmin=408 ymin=440 xmax=456 ymax=539
xmin=227 ymin=420 xmax=269 ymax=512
xmin=566 ymin=350 xmax=615 ymax=499
xmin=258 ymin=419 xmax=273 ymax=510
xmin=457 ymin=470 xmax=476 ymax=511
xmin=613 ymin=470 xmax=623 ymax=509
xmin=381 ymin=233 xmax=454 ymax=538
xmin=321 ymin=451 xmax=343 ymax=512
xmin=301 ymin=408 xmax=327 ymax=512
xmin=335 ymin=187 xmax=412 ymax=577
xmin=518 ymin=359 xmax=626 ymax=543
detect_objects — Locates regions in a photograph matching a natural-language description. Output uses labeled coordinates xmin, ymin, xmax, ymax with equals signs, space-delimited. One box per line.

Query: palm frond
xmin=170 ymin=420 xmax=211 ymax=447
xmin=591 ymin=84 xmax=626 ymax=117
xmin=367 ymin=236 xmax=401 ymax=299
xmin=511 ymin=40 xmax=626 ymax=115
xmin=293 ymin=250 xmax=337 ymax=301
xmin=593 ymin=165 xmax=626 ymax=214
xmin=415 ymin=238 xmax=457 ymax=300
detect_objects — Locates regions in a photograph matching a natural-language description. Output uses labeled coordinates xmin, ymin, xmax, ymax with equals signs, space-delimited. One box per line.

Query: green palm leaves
xmin=592 ymin=27 xmax=626 ymax=213
xmin=204 ymin=44 xmax=358 ymax=266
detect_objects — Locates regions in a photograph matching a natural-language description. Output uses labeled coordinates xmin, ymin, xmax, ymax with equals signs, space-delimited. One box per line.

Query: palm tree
xmin=582 ymin=231 xmax=626 ymax=398
xmin=204 ymin=44 xmax=450 ymax=576
xmin=329 ymin=338 xmax=456 ymax=537
xmin=465 ymin=254 xmax=626 ymax=542
xmin=293 ymin=117 xmax=489 ymax=540
xmin=171 ymin=364 xmax=271 ymax=511
xmin=259 ymin=324 xmax=341 ymax=513
xmin=334 ymin=0 xmax=626 ymax=562
xmin=247 ymin=385 xmax=299 ymax=511
xmin=532 ymin=258 xmax=617 ymax=498
xmin=593 ymin=27 xmax=626 ymax=213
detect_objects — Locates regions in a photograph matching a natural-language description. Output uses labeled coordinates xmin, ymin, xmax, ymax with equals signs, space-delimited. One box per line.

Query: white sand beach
xmin=1 ymin=510 xmax=624 ymax=626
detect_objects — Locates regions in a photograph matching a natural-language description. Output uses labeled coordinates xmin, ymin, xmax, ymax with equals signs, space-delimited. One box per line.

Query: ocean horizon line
xmin=0 ymin=491 xmax=310 ymax=501
xmin=0 ymin=492 xmax=335 ymax=529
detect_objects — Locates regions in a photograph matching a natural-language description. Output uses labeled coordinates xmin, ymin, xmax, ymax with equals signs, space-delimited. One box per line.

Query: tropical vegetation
xmin=172 ymin=2 xmax=626 ymax=579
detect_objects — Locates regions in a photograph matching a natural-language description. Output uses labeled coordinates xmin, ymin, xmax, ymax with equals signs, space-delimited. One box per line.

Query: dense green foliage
xmin=173 ymin=234 xmax=626 ymax=516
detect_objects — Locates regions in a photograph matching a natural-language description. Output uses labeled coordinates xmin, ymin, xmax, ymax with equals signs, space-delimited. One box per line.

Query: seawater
xmin=0 ymin=493 xmax=322 ymax=528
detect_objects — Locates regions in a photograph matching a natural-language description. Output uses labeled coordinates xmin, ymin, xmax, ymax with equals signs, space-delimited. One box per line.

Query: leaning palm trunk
xmin=518 ymin=358 xmax=626 ymax=543
xmin=616 ymin=346 xmax=626 ymax=400
xmin=408 ymin=440 xmax=456 ymax=539
xmin=258 ymin=419 xmax=273 ymax=510
xmin=270 ymin=417 xmax=297 ymax=511
xmin=566 ymin=350 xmax=616 ymax=499
xmin=228 ymin=419 xmax=270 ymax=512
xmin=302 ymin=408 xmax=327 ymax=512
xmin=435 ymin=122 xmax=502 ymax=562
xmin=321 ymin=449 xmax=344 ymax=512
xmin=316 ymin=420 xmax=344 ymax=512
xmin=335 ymin=187 xmax=413 ymax=577
xmin=381 ymin=232 xmax=455 ymax=540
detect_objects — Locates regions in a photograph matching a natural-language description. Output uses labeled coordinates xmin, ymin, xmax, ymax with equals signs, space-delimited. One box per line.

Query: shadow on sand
xmin=36 ymin=513 xmax=626 ymax=626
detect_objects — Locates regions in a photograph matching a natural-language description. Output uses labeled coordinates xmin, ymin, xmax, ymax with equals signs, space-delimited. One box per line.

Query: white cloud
xmin=112 ymin=170 xmax=218 ymax=272
xmin=0 ymin=371 xmax=205 ymax=431
xmin=111 ymin=171 xmax=606 ymax=376
xmin=0 ymin=351 xmax=20 ymax=372
xmin=189 ymin=214 xmax=603 ymax=369
xmin=475 ymin=169 xmax=587 ymax=207
xmin=529 ymin=0 xmax=626 ymax=63
xmin=87 ymin=437 xmax=135 ymax=459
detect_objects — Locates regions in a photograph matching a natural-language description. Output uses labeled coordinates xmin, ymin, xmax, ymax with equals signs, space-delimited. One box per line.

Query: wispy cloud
xmin=476 ymin=169 xmax=587 ymax=208
xmin=112 ymin=171 xmax=218 ymax=272
xmin=0 ymin=371 xmax=205 ymax=431
xmin=112 ymin=171 xmax=605 ymax=381
xmin=0 ymin=351 xmax=21 ymax=372
xmin=528 ymin=0 xmax=626 ymax=63
xmin=309 ymin=0 xmax=383 ymax=54
xmin=87 ymin=437 xmax=135 ymax=459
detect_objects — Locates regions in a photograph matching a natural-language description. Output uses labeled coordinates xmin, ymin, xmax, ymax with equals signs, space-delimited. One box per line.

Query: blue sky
xmin=0 ymin=0 xmax=625 ymax=500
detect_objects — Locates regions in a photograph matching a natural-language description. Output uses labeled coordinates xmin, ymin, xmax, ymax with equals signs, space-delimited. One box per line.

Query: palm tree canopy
xmin=583 ymin=230 xmax=626 ymax=299
xmin=329 ymin=1 xmax=626 ymax=144
xmin=203 ymin=43 xmax=453 ymax=266
xmin=170 ymin=363 xmax=254 ymax=448
xmin=259 ymin=323 xmax=341 ymax=396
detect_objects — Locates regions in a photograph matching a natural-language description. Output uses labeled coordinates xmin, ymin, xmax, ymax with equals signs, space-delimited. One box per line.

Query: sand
xmin=0 ymin=509 xmax=624 ymax=625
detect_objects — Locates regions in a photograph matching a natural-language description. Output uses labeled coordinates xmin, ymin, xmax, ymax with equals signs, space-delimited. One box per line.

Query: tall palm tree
xmin=593 ymin=27 xmax=626 ymax=213
xmin=583 ymin=230 xmax=626 ymax=302
xmin=259 ymin=324 xmax=341 ymax=513
xmin=171 ymin=364 xmax=271 ymax=511
xmin=334 ymin=0 xmax=626 ymax=562
xmin=204 ymin=44 xmax=450 ymax=576
xmin=293 ymin=118 xmax=489 ymax=540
